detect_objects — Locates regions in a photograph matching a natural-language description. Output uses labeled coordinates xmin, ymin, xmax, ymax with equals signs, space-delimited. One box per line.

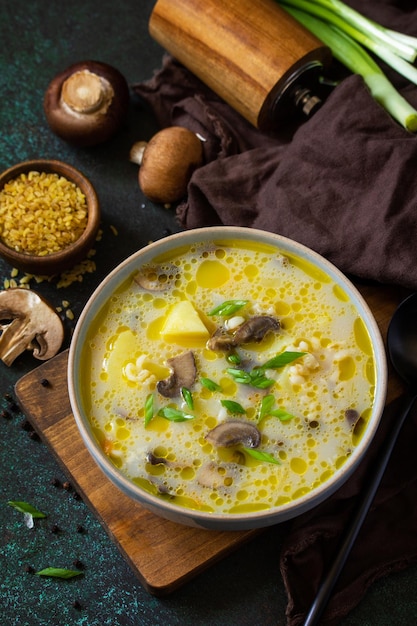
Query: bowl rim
xmin=0 ymin=158 xmax=100 ymax=269
xmin=68 ymin=226 xmax=388 ymax=527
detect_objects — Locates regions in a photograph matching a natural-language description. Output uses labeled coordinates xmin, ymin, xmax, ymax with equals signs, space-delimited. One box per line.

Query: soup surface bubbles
xmin=81 ymin=239 xmax=376 ymax=514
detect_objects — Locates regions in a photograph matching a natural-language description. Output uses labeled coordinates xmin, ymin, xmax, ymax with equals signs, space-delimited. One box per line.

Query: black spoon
xmin=304 ymin=292 xmax=417 ymax=626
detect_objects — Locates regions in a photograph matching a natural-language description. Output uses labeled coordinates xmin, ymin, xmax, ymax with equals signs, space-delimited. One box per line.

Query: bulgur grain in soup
xmin=0 ymin=170 xmax=88 ymax=256
xmin=82 ymin=239 xmax=376 ymax=514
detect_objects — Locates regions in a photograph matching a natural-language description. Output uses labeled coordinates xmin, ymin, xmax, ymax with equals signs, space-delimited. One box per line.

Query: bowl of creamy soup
xmin=68 ymin=227 xmax=387 ymax=530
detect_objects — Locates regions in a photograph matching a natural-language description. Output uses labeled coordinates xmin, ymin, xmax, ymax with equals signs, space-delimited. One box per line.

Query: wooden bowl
xmin=0 ymin=159 xmax=100 ymax=275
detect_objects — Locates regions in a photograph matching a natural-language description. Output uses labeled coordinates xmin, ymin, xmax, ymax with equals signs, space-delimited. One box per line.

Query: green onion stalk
xmin=277 ymin=1 xmax=417 ymax=132
xmin=284 ymin=0 xmax=417 ymax=61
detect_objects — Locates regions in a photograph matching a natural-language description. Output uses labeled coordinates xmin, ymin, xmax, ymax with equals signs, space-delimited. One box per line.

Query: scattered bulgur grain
xmin=57 ymin=258 xmax=96 ymax=288
xmin=0 ymin=171 xmax=88 ymax=256
xmin=66 ymin=309 xmax=74 ymax=320
xmin=110 ymin=224 xmax=118 ymax=236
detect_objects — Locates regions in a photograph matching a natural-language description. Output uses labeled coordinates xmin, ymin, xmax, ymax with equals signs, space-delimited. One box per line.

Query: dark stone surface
xmin=0 ymin=2 xmax=416 ymax=625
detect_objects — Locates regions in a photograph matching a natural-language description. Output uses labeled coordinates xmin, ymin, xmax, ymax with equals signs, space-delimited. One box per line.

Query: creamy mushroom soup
xmin=81 ymin=239 xmax=376 ymax=514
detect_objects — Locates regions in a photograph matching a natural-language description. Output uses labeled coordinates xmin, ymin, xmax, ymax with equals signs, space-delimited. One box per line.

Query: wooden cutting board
xmin=14 ymin=350 xmax=260 ymax=596
xmin=13 ymin=282 xmax=406 ymax=596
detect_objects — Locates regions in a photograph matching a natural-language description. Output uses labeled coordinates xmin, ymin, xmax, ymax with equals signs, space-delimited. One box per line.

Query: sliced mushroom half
xmin=205 ymin=420 xmax=261 ymax=448
xmin=157 ymin=350 xmax=197 ymax=398
xmin=233 ymin=315 xmax=280 ymax=344
xmin=0 ymin=289 xmax=64 ymax=366
xmin=207 ymin=315 xmax=280 ymax=352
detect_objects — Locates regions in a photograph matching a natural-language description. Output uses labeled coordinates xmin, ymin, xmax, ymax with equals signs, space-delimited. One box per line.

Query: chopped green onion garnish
xmin=249 ymin=371 xmax=276 ymax=389
xmin=258 ymin=395 xmax=295 ymax=422
xmin=221 ymin=399 xmax=246 ymax=415
xmin=35 ymin=568 xmax=83 ymax=579
xmin=158 ymin=407 xmax=195 ymax=422
xmin=258 ymin=394 xmax=275 ymax=422
xmin=226 ymin=353 xmax=242 ymax=365
xmin=181 ymin=387 xmax=194 ymax=410
xmin=227 ymin=351 xmax=304 ymax=390
xmin=200 ymin=377 xmax=222 ymax=392
xmin=208 ymin=300 xmax=248 ymax=317
xmin=242 ymin=447 xmax=281 ymax=465
xmin=226 ymin=368 xmax=252 ymax=384
xmin=8 ymin=501 xmax=46 ymax=518
xmin=227 ymin=367 xmax=275 ymax=389
xmin=270 ymin=408 xmax=295 ymax=422
xmin=144 ymin=393 xmax=154 ymax=427
xmin=260 ymin=351 xmax=306 ymax=371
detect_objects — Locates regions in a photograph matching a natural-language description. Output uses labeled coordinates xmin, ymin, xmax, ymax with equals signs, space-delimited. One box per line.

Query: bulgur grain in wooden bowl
xmin=0 ymin=159 xmax=100 ymax=275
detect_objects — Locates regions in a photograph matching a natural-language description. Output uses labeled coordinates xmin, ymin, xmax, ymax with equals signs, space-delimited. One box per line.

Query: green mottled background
xmin=1 ymin=2 xmax=417 ymax=625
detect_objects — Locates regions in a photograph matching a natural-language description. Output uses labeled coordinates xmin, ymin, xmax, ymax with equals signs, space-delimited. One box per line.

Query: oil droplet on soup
xmin=81 ymin=240 xmax=377 ymax=514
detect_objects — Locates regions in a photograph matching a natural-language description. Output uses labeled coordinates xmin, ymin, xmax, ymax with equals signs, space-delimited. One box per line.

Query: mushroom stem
xmin=129 ymin=141 xmax=148 ymax=166
xmin=61 ymin=70 xmax=113 ymax=114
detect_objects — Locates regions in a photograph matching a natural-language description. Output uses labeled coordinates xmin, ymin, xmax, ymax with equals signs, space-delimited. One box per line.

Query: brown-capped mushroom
xmin=207 ymin=315 xmax=280 ymax=351
xmin=233 ymin=315 xmax=280 ymax=344
xmin=0 ymin=289 xmax=64 ymax=366
xmin=205 ymin=420 xmax=261 ymax=448
xmin=157 ymin=350 xmax=197 ymax=398
xmin=206 ymin=328 xmax=236 ymax=352
xmin=130 ymin=126 xmax=204 ymax=204
xmin=43 ymin=60 xmax=129 ymax=147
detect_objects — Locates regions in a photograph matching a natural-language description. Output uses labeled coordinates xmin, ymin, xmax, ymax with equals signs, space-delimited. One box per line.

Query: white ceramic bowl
xmin=68 ymin=227 xmax=387 ymax=530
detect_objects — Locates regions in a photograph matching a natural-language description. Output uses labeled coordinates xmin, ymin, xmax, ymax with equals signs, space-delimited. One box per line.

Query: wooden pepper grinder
xmin=149 ymin=0 xmax=332 ymax=130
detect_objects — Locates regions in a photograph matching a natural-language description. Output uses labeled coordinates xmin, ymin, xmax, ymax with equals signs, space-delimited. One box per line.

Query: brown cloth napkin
xmin=133 ymin=1 xmax=417 ymax=622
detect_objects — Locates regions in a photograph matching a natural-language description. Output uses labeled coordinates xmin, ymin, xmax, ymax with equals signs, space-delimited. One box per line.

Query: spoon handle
xmin=304 ymin=393 xmax=417 ymax=626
